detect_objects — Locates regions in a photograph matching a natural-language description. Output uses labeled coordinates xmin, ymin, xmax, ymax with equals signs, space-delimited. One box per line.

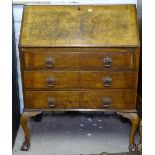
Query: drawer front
xmin=24 ymin=71 xmax=136 ymax=89
xmin=24 ymin=50 xmax=134 ymax=70
xmin=25 ymin=91 xmax=136 ymax=110
xmin=79 ymin=91 xmax=136 ymax=109
xmin=25 ymin=91 xmax=79 ymax=109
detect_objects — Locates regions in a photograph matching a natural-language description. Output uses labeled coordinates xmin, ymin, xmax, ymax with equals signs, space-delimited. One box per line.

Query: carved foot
xmin=137 ymin=143 xmax=142 ymax=152
xmin=20 ymin=111 xmax=42 ymax=151
xmin=35 ymin=112 xmax=43 ymax=122
xmin=20 ymin=141 xmax=30 ymax=151
xmin=117 ymin=112 xmax=139 ymax=152
xmin=120 ymin=116 xmax=129 ymax=123
xmin=128 ymin=144 xmax=138 ymax=152
xmin=137 ymin=119 xmax=142 ymax=152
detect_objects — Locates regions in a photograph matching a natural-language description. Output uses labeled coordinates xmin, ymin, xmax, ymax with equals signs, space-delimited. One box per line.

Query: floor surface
xmin=13 ymin=112 xmax=139 ymax=155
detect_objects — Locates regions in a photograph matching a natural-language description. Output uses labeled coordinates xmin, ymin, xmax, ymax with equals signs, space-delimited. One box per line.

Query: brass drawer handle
xmin=103 ymin=97 xmax=111 ymax=108
xmin=103 ymin=76 xmax=112 ymax=87
xmin=45 ymin=57 xmax=54 ymax=68
xmin=47 ymin=77 xmax=55 ymax=87
xmin=103 ymin=56 xmax=112 ymax=68
xmin=48 ymin=97 xmax=56 ymax=108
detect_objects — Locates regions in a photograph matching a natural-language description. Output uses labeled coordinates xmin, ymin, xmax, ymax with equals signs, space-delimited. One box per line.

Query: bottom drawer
xmin=25 ymin=90 xmax=136 ymax=110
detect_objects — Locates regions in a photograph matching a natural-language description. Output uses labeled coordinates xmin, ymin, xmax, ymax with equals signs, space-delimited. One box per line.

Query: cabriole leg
xmin=20 ymin=111 xmax=42 ymax=151
xmin=117 ymin=112 xmax=139 ymax=152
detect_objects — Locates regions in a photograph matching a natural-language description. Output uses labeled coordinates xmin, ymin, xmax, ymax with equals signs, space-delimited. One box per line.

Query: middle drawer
xmin=24 ymin=71 xmax=136 ymax=89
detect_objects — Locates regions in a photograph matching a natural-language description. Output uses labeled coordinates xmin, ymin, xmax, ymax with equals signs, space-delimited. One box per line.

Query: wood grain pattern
xmin=24 ymin=70 xmax=136 ymax=89
xmin=24 ymin=48 xmax=135 ymax=70
xmin=25 ymin=90 xmax=136 ymax=110
xmin=20 ymin=5 xmax=139 ymax=47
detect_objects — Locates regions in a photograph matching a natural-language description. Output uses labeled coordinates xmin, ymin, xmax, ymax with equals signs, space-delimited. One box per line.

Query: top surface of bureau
xmin=19 ymin=5 xmax=139 ymax=47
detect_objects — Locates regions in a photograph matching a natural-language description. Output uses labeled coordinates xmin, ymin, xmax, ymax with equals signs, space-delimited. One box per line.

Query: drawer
xmin=24 ymin=48 xmax=135 ymax=70
xmin=24 ymin=90 xmax=136 ymax=110
xmin=24 ymin=71 xmax=136 ymax=89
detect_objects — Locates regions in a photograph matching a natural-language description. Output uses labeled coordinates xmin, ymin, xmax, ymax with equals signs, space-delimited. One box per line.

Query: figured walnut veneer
xmin=20 ymin=5 xmax=139 ymax=47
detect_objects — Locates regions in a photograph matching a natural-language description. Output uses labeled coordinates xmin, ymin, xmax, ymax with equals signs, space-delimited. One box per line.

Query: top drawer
xmin=23 ymin=48 xmax=135 ymax=70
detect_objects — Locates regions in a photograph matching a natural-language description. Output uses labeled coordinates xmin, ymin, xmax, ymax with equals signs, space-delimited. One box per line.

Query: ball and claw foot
xmin=138 ymin=143 xmax=142 ymax=152
xmin=20 ymin=141 xmax=30 ymax=151
xmin=128 ymin=144 xmax=138 ymax=152
xmin=35 ymin=112 xmax=43 ymax=122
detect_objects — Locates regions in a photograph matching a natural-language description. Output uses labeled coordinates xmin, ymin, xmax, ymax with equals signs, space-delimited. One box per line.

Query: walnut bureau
xmin=19 ymin=5 xmax=140 ymax=151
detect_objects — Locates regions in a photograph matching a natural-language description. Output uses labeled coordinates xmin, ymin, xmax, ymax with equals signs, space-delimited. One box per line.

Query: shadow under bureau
xmin=19 ymin=5 xmax=141 ymax=152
